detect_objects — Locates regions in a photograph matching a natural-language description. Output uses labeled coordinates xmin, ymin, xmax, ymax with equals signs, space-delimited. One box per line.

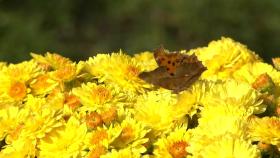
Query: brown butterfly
xmin=139 ymin=45 xmax=207 ymax=93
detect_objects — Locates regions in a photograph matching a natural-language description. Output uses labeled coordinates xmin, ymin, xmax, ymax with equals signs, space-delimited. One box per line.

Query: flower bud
xmin=272 ymin=57 xmax=280 ymax=70
xmin=252 ymin=73 xmax=275 ymax=94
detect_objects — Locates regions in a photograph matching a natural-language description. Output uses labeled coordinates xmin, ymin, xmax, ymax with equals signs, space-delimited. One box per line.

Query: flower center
xmin=92 ymin=87 xmax=112 ymax=104
xmin=9 ymin=124 xmax=24 ymax=141
xmin=65 ymin=94 xmax=80 ymax=109
xmin=269 ymin=119 xmax=280 ymax=129
xmin=55 ymin=65 xmax=76 ymax=81
xmin=120 ymin=126 xmax=134 ymax=142
xmin=91 ymin=130 xmax=108 ymax=145
xmin=9 ymin=81 xmax=27 ymax=100
xmin=168 ymin=141 xmax=188 ymax=158
xmin=101 ymin=107 xmax=117 ymax=124
xmin=88 ymin=145 xmax=106 ymax=158
xmin=126 ymin=66 xmax=140 ymax=77
xmin=86 ymin=112 xmax=103 ymax=129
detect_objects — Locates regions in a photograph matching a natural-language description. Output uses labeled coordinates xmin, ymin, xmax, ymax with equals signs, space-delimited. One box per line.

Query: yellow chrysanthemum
xmin=192 ymin=134 xmax=260 ymax=158
xmin=85 ymin=52 xmax=152 ymax=95
xmin=233 ymin=62 xmax=280 ymax=94
xmin=189 ymin=37 xmax=260 ymax=80
xmin=111 ymin=117 xmax=150 ymax=149
xmin=45 ymin=88 xmax=65 ymax=111
xmin=0 ymin=106 xmax=29 ymax=141
xmin=0 ymin=137 xmax=36 ymax=158
xmin=38 ymin=116 xmax=87 ymax=158
xmin=49 ymin=63 xmax=80 ymax=82
xmin=195 ymin=102 xmax=251 ymax=139
xmin=135 ymin=89 xmax=185 ymax=136
xmin=154 ymin=126 xmax=191 ymax=158
xmin=202 ymin=79 xmax=265 ymax=114
xmin=247 ymin=116 xmax=280 ymax=149
xmin=178 ymin=79 xmax=264 ymax=118
xmin=72 ymin=82 xmax=124 ymax=112
xmin=32 ymin=52 xmax=84 ymax=85
xmin=29 ymin=74 xmax=58 ymax=95
xmin=175 ymin=80 xmax=213 ymax=117
xmin=84 ymin=124 xmax=122 ymax=149
xmin=31 ymin=52 xmax=73 ymax=70
xmin=21 ymin=108 xmax=63 ymax=139
xmin=0 ymin=60 xmax=41 ymax=103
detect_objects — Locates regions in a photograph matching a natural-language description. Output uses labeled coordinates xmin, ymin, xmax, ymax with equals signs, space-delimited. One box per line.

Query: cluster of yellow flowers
xmin=0 ymin=37 xmax=280 ymax=158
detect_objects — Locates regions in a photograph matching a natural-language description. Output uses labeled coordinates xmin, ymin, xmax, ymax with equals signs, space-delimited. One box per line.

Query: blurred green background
xmin=0 ymin=0 xmax=279 ymax=63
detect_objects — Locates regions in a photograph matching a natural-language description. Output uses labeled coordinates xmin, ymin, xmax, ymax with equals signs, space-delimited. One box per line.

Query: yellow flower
xmin=0 ymin=60 xmax=41 ymax=103
xmin=233 ymin=62 xmax=280 ymax=94
xmin=22 ymin=108 xmax=63 ymax=139
xmin=45 ymin=88 xmax=65 ymax=111
xmin=111 ymin=117 xmax=150 ymax=149
xmin=134 ymin=89 xmax=183 ymax=136
xmin=32 ymin=52 xmax=84 ymax=85
xmin=86 ymin=145 xmax=108 ymax=158
xmin=176 ymin=80 xmax=213 ymax=117
xmin=202 ymin=79 xmax=264 ymax=114
xmin=85 ymin=52 xmax=152 ymax=95
xmin=189 ymin=37 xmax=261 ymax=80
xmin=29 ymin=74 xmax=58 ymax=95
xmin=0 ymin=106 xmax=29 ymax=142
xmin=72 ymin=82 xmax=123 ymax=112
xmin=247 ymin=116 xmax=280 ymax=149
xmin=38 ymin=116 xmax=87 ymax=158
xmin=0 ymin=60 xmax=41 ymax=83
xmin=50 ymin=63 xmax=79 ymax=82
xmin=192 ymin=134 xmax=260 ymax=158
xmin=154 ymin=126 xmax=191 ymax=158
xmin=0 ymin=137 xmax=36 ymax=158
xmin=31 ymin=52 xmax=73 ymax=70
xmin=84 ymin=124 xmax=122 ymax=155
xmin=195 ymin=101 xmax=251 ymax=139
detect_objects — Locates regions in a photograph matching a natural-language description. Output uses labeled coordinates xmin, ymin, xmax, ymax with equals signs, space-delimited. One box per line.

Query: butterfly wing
xmin=139 ymin=46 xmax=207 ymax=93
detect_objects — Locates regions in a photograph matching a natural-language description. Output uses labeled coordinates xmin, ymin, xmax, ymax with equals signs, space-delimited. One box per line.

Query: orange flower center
xmin=88 ymin=145 xmax=106 ymax=158
xmin=91 ymin=130 xmax=108 ymax=145
xmin=65 ymin=94 xmax=80 ymax=109
xmin=168 ymin=141 xmax=188 ymax=158
xmin=9 ymin=81 xmax=27 ymax=100
xmin=9 ymin=124 xmax=24 ymax=141
xmin=92 ymin=87 xmax=112 ymax=104
xmin=101 ymin=107 xmax=117 ymax=124
xmin=120 ymin=126 xmax=134 ymax=141
xmin=126 ymin=66 xmax=140 ymax=77
xmin=268 ymin=119 xmax=280 ymax=129
xmin=252 ymin=73 xmax=272 ymax=90
xmin=86 ymin=112 xmax=103 ymax=129
xmin=55 ymin=65 xmax=76 ymax=81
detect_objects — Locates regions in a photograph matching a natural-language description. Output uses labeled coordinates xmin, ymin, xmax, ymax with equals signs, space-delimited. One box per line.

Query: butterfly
xmin=139 ymin=45 xmax=207 ymax=93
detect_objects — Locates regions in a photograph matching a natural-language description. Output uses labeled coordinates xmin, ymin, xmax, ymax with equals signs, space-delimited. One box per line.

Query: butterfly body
xmin=139 ymin=46 xmax=206 ymax=93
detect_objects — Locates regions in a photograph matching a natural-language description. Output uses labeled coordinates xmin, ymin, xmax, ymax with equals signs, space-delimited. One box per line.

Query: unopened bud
xmin=272 ymin=57 xmax=280 ymax=70
xmin=252 ymin=73 xmax=275 ymax=94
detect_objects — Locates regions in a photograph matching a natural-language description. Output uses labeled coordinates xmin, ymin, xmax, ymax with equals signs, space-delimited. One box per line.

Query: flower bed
xmin=0 ymin=37 xmax=280 ymax=158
